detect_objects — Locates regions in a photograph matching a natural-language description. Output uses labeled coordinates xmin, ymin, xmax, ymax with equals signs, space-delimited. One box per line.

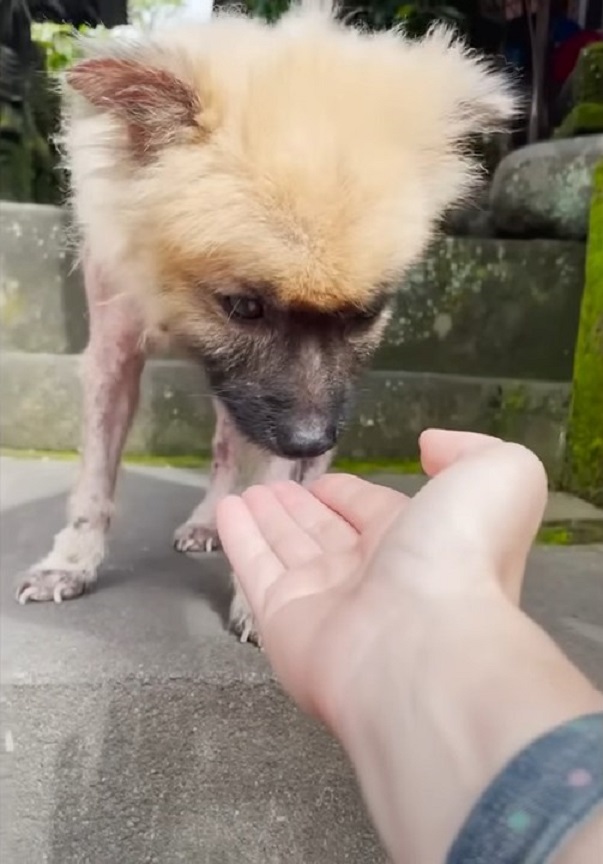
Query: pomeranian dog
xmin=16 ymin=0 xmax=516 ymax=643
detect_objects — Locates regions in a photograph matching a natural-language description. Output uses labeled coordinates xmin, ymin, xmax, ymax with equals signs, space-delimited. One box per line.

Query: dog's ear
xmin=66 ymin=58 xmax=203 ymax=158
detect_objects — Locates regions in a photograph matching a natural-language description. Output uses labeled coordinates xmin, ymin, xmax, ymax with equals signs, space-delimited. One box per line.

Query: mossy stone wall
xmin=377 ymin=237 xmax=585 ymax=381
xmin=564 ymin=162 xmax=603 ymax=505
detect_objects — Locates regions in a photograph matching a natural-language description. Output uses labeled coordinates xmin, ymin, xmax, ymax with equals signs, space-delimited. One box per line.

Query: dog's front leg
xmin=174 ymin=398 xmax=335 ymax=645
xmin=173 ymin=398 xmax=323 ymax=554
xmin=16 ymin=256 xmax=145 ymax=603
xmin=173 ymin=399 xmax=244 ymax=553
xmin=228 ymin=447 xmax=336 ymax=646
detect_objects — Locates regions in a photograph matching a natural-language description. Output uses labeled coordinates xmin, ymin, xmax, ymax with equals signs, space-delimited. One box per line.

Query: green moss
xmin=124 ymin=453 xmax=211 ymax=469
xmin=554 ymin=103 xmax=603 ymax=139
xmin=574 ymin=42 xmax=603 ymax=105
xmin=501 ymin=386 xmax=528 ymax=413
xmin=1 ymin=448 xmax=78 ymax=461
xmin=555 ymin=43 xmax=603 ymax=137
xmin=0 ymin=104 xmax=33 ymax=202
xmin=564 ymin=163 xmax=603 ymax=506
xmin=0 ymin=448 xmax=422 ymax=475
xmin=333 ymin=457 xmax=422 ymax=475
xmin=0 ymin=448 xmax=211 ymax=470
xmin=537 ymin=526 xmax=571 ymax=545
xmin=537 ymin=521 xmax=603 ymax=545
xmin=0 ymin=282 xmax=23 ymax=326
xmin=489 ymin=384 xmax=529 ymax=440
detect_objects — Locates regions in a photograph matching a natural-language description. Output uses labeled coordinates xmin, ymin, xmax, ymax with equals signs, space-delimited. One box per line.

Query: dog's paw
xmin=229 ymin=589 xmax=262 ymax=648
xmin=173 ymin=522 xmax=222 ymax=553
xmin=16 ymin=568 xmax=95 ymax=604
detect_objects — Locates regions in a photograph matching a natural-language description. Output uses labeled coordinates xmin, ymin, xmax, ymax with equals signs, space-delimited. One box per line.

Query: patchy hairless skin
xmin=173 ymin=401 xmax=241 ymax=555
xmin=18 ymin=256 xmax=144 ymax=603
xmin=17 ymin=259 xmax=331 ymax=643
xmin=15 ymin=1 xmax=516 ymax=645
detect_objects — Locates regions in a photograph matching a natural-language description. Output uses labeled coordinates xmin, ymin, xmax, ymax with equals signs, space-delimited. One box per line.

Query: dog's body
xmin=16 ymin=1 xmax=516 ymax=642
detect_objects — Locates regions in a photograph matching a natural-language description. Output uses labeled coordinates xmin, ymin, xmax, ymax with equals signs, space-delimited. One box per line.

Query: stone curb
xmin=0 ymin=351 xmax=571 ymax=479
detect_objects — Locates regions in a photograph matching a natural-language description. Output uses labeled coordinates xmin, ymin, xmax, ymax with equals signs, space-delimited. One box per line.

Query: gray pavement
xmin=1 ymin=457 xmax=602 ymax=863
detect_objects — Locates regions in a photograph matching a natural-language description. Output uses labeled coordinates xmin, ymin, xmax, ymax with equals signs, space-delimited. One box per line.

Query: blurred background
xmin=1 ymin=1 xmax=602 ymax=205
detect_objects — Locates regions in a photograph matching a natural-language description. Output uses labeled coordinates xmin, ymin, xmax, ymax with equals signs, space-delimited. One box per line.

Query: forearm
xmin=335 ymin=596 xmax=603 ymax=864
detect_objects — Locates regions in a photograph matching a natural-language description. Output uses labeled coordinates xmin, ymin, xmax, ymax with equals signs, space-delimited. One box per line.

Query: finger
xmin=241 ymin=484 xmax=323 ymax=567
xmin=310 ymin=473 xmax=407 ymax=534
xmin=419 ymin=429 xmax=502 ymax=477
xmin=270 ymin=481 xmax=358 ymax=552
xmin=216 ymin=496 xmax=284 ymax=616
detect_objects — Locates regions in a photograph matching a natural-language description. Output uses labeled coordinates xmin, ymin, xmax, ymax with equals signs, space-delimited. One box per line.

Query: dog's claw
xmin=16 ymin=569 xmax=93 ymax=604
xmin=229 ymin=589 xmax=262 ymax=648
xmin=173 ymin=523 xmax=221 ymax=553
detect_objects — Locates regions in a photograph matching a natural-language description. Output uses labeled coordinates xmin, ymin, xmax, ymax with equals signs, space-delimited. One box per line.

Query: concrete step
xmin=0 ymin=352 xmax=571 ymax=480
xmin=0 ymin=203 xmax=87 ymax=355
xmin=1 ymin=457 xmax=602 ymax=863
xmin=1 ymin=202 xmax=585 ymax=380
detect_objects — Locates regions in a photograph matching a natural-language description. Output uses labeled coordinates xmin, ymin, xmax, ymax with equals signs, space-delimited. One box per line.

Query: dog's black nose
xmin=276 ymin=416 xmax=338 ymax=459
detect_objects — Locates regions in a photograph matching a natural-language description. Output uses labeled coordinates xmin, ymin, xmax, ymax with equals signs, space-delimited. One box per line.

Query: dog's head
xmin=65 ymin=1 xmax=517 ymax=458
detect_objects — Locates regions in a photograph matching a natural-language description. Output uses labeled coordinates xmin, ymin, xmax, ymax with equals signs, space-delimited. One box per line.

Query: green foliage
xmin=245 ymin=0 xmax=472 ymax=34
xmin=390 ymin=2 xmax=470 ymax=35
xmin=30 ymin=22 xmax=83 ymax=73
xmin=30 ymin=21 xmax=109 ymax=73
xmin=30 ymin=2 xmax=186 ymax=72
xmin=129 ymin=0 xmax=185 ymax=28
xmin=31 ymin=0 xmax=472 ymax=73
xmin=246 ymin=0 xmax=290 ymax=22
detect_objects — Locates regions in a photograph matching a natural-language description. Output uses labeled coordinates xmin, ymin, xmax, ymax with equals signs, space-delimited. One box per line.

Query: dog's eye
xmin=354 ymin=307 xmax=380 ymax=322
xmin=350 ymin=300 xmax=388 ymax=324
xmin=222 ymin=295 xmax=264 ymax=321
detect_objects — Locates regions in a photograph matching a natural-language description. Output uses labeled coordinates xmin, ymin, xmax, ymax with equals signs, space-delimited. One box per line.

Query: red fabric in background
xmin=552 ymin=31 xmax=603 ymax=85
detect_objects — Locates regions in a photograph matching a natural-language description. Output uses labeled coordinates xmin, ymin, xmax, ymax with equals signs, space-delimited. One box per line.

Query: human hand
xmin=216 ymin=430 xmax=548 ymax=729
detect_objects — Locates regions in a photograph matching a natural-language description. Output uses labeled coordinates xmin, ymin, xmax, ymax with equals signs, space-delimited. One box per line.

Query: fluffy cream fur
xmin=62 ymin=0 xmax=517 ymax=319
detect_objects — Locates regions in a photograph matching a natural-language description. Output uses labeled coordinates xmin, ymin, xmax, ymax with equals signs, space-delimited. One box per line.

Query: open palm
xmin=217 ymin=430 xmax=547 ymax=728
xmin=218 ymin=471 xmax=407 ymax=718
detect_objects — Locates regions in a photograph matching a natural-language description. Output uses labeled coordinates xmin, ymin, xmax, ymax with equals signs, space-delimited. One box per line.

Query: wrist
xmin=333 ymin=594 xmax=602 ymax=864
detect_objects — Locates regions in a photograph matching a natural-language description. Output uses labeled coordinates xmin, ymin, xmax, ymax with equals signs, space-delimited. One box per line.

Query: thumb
xmin=419 ymin=428 xmax=503 ymax=476
xmin=402 ymin=436 xmax=548 ymax=602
